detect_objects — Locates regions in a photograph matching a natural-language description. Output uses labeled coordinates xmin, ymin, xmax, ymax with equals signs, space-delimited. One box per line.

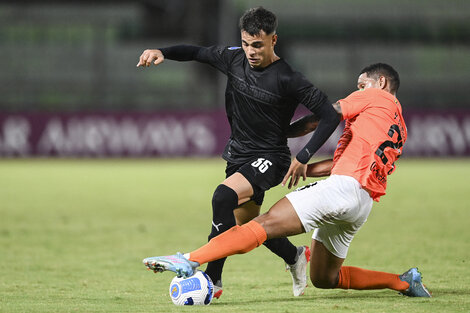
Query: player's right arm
xmin=137 ymin=45 xmax=236 ymax=74
xmin=137 ymin=49 xmax=165 ymax=67
xmin=137 ymin=45 xmax=203 ymax=67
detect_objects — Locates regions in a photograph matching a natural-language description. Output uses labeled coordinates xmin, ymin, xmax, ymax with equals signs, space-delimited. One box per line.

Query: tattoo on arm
xmin=332 ymin=101 xmax=343 ymax=117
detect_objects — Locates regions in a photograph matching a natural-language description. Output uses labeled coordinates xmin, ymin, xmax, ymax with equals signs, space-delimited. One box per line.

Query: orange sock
xmin=188 ymin=220 xmax=267 ymax=265
xmin=337 ymin=266 xmax=409 ymax=291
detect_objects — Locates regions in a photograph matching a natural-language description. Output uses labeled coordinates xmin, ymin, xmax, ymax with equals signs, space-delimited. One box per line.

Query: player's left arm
xmin=285 ymin=103 xmax=340 ymax=182
xmin=295 ymin=101 xmax=341 ymax=163
xmin=332 ymin=101 xmax=343 ymax=119
xmin=286 ymin=114 xmax=319 ymax=138
xmin=281 ymin=71 xmax=341 ymax=188
xmin=282 ymin=102 xmax=341 ymax=188
xmin=306 ymin=159 xmax=333 ymax=177
xmin=286 ymin=102 xmax=343 ymax=139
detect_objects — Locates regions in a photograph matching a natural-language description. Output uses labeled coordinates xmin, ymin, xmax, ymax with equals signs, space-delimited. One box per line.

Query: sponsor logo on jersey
xmin=370 ymin=161 xmax=387 ymax=184
xmin=228 ymin=73 xmax=282 ymax=104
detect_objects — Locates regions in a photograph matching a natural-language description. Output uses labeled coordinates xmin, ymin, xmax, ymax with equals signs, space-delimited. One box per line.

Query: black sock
xmin=263 ymin=237 xmax=299 ymax=265
xmin=204 ymin=258 xmax=226 ymax=285
xmin=205 ymin=184 xmax=238 ymax=283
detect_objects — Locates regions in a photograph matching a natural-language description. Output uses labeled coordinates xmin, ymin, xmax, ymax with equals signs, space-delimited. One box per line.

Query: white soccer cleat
xmin=285 ymin=246 xmax=311 ymax=296
xmin=213 ymin=280 xmax=223 ymax=299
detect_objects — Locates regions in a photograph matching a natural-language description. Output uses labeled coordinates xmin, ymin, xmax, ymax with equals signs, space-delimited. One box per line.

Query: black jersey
xmin=160 ymin=45 xmax=334 ymax=164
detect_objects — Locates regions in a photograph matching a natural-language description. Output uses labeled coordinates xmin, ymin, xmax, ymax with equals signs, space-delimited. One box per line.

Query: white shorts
xmin=285 ymin=175 xmax=373 ymax=259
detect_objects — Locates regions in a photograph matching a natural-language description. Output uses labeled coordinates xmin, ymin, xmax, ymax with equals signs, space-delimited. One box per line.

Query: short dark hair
xmin=239 ymin=7 xmax=278 ymax=36
xmin=360 ymin=63 xmax=400 ymax=93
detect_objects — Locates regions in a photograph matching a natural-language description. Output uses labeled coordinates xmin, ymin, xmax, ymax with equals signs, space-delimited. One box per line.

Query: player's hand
xmin=137 ymin=49 xmax=165 ymax=67
xmin=282 ymin=158 xmax=307 ymax=189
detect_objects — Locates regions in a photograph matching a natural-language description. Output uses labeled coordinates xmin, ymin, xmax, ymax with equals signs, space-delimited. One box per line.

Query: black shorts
xmin=225 ymin=155 xmax=291 ymax=206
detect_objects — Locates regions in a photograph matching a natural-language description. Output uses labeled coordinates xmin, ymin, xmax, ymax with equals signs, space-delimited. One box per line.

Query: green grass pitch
xmin=1 ymin=158 xmax=469 ymax=312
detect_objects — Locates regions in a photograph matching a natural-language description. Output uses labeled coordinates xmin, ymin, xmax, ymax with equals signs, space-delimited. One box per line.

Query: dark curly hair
xmin=239 ymin=7 xmax=278 ymax=36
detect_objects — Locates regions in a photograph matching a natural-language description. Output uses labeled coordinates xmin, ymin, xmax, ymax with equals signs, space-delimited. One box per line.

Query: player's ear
xmin=379 ymin=76 xmax=387 ymax=90
xmin=271 ymin=34 xmax=278 ymax=47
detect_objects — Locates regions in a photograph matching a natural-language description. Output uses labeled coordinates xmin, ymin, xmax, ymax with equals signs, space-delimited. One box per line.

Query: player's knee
xmin=209 ymin=185 xmax=239 ymax=240
xmin=212 ymin=184 xmax=238 ymax=210
xmin=310 ymin=272 xmax=337 ymax=289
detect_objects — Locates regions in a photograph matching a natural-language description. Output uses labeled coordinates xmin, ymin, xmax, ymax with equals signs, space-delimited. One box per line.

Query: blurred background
xmin=1 ymin=0 xmax=469 ymax=157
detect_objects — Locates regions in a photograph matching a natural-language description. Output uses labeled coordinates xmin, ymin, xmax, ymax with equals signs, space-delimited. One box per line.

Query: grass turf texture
xmin=1 ymin=158 xmax=469 ymax=313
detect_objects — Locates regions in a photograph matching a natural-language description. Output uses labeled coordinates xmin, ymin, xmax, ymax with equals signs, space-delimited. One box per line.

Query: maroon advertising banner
xmin=402 ymin=110 xmax=470 ymax=157
xmin=1 ymin=110 xmax=470 ymax=157
xmin=0 ymin=112 xmax=230 ymax=157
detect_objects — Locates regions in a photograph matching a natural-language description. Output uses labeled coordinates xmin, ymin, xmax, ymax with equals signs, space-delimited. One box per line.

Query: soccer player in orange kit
xmin=143 ymin=63 xmax=431 ymax=298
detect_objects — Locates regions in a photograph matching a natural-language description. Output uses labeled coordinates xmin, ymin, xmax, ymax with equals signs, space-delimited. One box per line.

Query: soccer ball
xmin=169 ymin=270 xmax=214 ymax=306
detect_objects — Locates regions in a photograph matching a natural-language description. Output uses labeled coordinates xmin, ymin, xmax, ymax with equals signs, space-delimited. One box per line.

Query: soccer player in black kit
xmin=137 ymin=7 xmax=340 ymax=298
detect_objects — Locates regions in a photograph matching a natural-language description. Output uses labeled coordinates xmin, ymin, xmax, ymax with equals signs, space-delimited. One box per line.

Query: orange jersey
xmin=331 ymin=88 xmax=407 ymax=201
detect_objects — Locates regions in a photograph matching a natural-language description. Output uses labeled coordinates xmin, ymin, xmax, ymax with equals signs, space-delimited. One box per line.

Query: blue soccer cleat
xmin=143 ymin=253 xmax=199 ymax=278
xmin=398 ymin=267 xmax=432 ymax=297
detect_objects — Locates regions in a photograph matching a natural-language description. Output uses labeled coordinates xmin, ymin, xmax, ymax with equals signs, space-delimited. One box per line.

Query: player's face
xmin=357 ymin=73 xmax=380 ymax=90
xmin=241 ymin=30 xmax=277 ymax=69
xmin=357 ymin=73 xmax=387 ymax=91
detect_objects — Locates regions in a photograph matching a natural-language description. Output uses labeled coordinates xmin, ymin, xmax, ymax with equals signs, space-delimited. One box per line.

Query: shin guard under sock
xmin=205 ymin=184 xmax=238 ymax=282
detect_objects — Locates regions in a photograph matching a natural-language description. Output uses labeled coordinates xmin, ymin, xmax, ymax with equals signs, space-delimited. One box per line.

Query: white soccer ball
xmin=169 ymin=270 xmax=214 ymax=306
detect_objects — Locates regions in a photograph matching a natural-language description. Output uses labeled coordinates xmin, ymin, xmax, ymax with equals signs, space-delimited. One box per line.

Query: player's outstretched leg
xmin=143 ymin=253 xmax=200 ymax=278
xmin=285 ymin=245 xmax=311 ymax=296
xmin=398 ymin=268 xmax=432 ymax=297
xmin=336 ymin=265 xmax=432 ymax=297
